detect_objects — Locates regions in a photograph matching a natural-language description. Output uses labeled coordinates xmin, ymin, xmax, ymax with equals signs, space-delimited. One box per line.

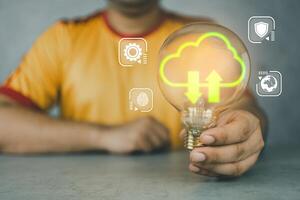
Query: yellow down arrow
xmin=184 ymin=71 xmax=202 ymax=104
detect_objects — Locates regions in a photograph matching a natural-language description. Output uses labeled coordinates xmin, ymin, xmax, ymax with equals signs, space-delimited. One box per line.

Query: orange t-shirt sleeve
xmin=0 ymin=21 xmax=70 ymax=110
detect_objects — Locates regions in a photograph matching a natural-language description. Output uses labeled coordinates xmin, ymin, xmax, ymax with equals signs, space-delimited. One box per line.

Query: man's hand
xmin=185 ymin=110 xmax=264 ymax=177
xmin=0 ymin=95 xmax=170 ymax=154
xmin=101 ymin=117 xmax=170 ymax=154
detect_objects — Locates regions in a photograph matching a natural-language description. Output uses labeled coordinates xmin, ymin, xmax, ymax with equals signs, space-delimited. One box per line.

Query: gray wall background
xmin=0 ymin=0 xmax=299 ymax=147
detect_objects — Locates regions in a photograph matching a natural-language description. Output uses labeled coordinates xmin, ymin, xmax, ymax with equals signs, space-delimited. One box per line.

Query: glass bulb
xmin=158 ymin=23 xmax=250 ymax=150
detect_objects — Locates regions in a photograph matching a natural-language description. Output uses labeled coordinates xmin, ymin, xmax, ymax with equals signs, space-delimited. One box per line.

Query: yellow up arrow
xmin=206 ymin=70 xmax=223 ymax=103
xmin=185 ymin=71 xmax=202 ymax=104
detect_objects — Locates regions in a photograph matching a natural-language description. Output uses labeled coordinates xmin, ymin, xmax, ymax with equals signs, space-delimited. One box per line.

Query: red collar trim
xmin=102 ymin=10 xmax=165 ymax=38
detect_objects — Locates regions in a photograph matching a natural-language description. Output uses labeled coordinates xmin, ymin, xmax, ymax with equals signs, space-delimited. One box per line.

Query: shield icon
xmin=254 ymin=22 xmax=269 ymax=38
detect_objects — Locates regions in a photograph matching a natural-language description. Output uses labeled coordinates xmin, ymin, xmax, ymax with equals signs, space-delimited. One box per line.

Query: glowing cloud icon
xmin=159 ymin=32 xmax=247 ymax=104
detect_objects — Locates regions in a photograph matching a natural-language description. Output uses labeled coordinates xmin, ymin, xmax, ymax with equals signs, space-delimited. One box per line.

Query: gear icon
xmin=123 ymin=43 xmax=142 ymax=62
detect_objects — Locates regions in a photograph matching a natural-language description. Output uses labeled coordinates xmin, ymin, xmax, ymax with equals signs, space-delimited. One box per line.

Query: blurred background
xmin=0 ymin=0 xmax=299 ymax=147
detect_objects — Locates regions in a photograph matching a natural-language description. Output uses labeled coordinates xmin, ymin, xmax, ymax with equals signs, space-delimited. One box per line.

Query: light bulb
xmin=158 ymin=23 xmax=250 ymax=150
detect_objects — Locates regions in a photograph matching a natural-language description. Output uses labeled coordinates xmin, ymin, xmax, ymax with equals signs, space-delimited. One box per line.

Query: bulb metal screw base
xmin=184 ymin=128 xmax=203 ymax=151
xmin=185 ymin=133 xmax=194 ymax=151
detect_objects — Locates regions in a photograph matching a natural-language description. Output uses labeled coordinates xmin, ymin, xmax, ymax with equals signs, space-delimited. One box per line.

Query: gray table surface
xmin=0 ymin=145 xmax=299 ymax=200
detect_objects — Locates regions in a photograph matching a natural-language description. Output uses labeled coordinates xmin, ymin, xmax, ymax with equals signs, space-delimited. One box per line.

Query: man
xmin=0 ymin=0 xmax=265 ymax=177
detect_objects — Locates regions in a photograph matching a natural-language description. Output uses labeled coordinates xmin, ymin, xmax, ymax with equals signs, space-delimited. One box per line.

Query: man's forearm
xmin=0 ymin=97 xmax=107 ymax=154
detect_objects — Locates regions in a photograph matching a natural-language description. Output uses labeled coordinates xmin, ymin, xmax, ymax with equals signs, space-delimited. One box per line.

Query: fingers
xmin=187 ymin=110 xmax=264 ymax=177
xmin=151 ymin=119 xmax=170 ymax=143
xmin=136 ymin=135 xmax=152 ymax=152
xmin=200 ymin=110 xmax=260 ymax=146
xmin=136 ymin=117 xmax=170 ymax=152
xmin=189 ymin=163 xmax=219 ymax=177
xmin=145 ymin=127 xmax=166 ymax=149
xmin=192 ymin=152 xmax=260 ymax=177
xmin=190 ymin=127 xmax=264 ymax=164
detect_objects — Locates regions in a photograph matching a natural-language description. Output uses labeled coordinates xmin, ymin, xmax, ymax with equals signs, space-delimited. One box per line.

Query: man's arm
xmin=0 ymin=95 xmax=107 ymax=153
xmin=0 ymin=95 xmax=169 ymax=154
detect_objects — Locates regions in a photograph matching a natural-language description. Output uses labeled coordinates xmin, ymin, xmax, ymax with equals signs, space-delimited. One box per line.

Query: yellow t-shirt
xmin=0 ymin=11 xmax=212 ymax=149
